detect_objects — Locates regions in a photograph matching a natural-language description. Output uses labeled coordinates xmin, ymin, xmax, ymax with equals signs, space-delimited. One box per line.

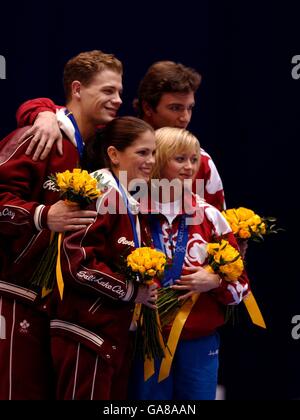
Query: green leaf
xmin=265 ymin=216 xmax=277 ymax=222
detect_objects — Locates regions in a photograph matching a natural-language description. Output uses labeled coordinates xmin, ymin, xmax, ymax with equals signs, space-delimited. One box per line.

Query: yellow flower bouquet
xmin=157 ymin=238 xmax=244 ymax=327
xmin=155 ymin=238 xmax=245 ymax=382
xmin=126 ymin=247 xmax=167 ymax=361
xmin=52 ymin=168 xmax=103 ymax=206
xmin=30 ymin=168 xmax=106 ymax=296
xmin=127 ymin=247 xmax=166 ymax=282
xmin=206 ymin=239 xmax=244 ymax=280
xmin=222 ymin=207 xmax=281 ymax=242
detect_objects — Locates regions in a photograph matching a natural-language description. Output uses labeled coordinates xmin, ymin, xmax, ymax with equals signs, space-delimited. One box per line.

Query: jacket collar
xmin=91 ymin=168 xmax=140 ymax=214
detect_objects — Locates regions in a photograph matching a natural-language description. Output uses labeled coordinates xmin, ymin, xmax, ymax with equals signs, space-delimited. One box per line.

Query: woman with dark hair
xmin=45 ymin=116 xmax=157 ymax=400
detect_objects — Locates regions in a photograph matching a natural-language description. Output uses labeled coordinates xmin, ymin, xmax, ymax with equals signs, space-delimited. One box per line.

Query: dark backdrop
xmin=0 ymin=0 xmax=299 ymax=400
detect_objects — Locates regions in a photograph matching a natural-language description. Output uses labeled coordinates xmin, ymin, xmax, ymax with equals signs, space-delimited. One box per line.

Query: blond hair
xmin=152 ymin=127 xmax=201 ymax=179
xmin=63 ymin=50 xmax=123 ymax=101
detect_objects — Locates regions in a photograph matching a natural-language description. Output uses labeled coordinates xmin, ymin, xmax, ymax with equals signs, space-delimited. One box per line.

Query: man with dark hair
xmin=133 ymin=61 xmax=225 ymax=210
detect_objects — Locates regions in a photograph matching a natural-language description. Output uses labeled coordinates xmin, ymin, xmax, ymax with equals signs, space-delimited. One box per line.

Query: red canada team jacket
xmin=0 ymin=126 xmax=79 ymax=304
xmin=44 ymin=169 xmax=143 ymax=367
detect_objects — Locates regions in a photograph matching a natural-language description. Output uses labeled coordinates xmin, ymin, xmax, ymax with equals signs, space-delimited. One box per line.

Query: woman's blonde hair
xmin=151 ymin=127 xmax=201 ymax=179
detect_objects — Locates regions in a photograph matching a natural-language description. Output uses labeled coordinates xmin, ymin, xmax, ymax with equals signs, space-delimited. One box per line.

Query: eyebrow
xmin=174 ymin=152 xmax=198 ymax=157
xmin=167 ymin=102 xmax=195 ymax=107
xmin=101 ymin=84 xmax=123 ymax=91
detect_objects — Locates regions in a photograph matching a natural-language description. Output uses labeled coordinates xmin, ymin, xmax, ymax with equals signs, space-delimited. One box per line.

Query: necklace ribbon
xmin=149 ymin=213 xmax=189 ymax=287
xmin=65 ymin=109 xmax=85 ymax=159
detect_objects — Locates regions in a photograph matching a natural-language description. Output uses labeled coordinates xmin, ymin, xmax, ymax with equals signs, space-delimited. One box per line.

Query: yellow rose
xmin=158 ymin=257 xmax=166 ymax=266
xmin=129 ymin=262 xmax=139 ymax=272
xmin=144 ymin=259 xmax=153 ymax=270
xmin=252 ymin=214 xmax=262 ymax=224
xmin=138 ymin=266 xmax=146 ymax=274
xmin=137 ymin=256 xmax=145 ymax=266
xmin=239 ymin=221 xmax=249 ymax=229
xmin=231 ymin=223 xmax=240 ymax=234
xmin=259 ymin=222 xmax=266 ymax=235
xmin=146 ymin=269 xmax=156 ymax=277
xmin=239 ymin=228 xmax=251 ymax=239
xmin=213 ymin=250 xmax=222 ymax=264
xmin=204 ymin=265 xmax=215 ymax=274
xmin=221 ymin=246 xmax=240 ymax=262
xmin=236 ymin=207 xmax=255 ymax=221
xmin=56 ymin=171 xmax=72 ymax=190
xmin=206 ymin=243 xmax=220 ymax=256
xmin=72 ymin=179 xmax=82 ymax=193
xmin=220 ymin=258 xmax=244 ymax=281
xmin=222 ymin=209 xmax=239 ymax=225
xmin=151 ymin=258 xmax=159 ymax=267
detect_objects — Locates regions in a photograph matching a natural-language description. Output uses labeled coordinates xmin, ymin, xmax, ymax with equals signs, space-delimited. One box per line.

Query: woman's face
xmin=113 ymin=130 xmax=156 ymax=183
xmin=160 ymin=149 xmax=200 ymax=183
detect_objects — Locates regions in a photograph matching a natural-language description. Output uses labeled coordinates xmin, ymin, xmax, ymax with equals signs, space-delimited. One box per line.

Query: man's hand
xmin=47 ymin=200 xmax=97 ymax=232
xmin=18 ymin=111 xmax=63 ymax=161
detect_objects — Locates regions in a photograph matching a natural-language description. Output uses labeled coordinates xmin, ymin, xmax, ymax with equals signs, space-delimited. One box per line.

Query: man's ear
xmin=142 ymin=100 xmax=154 ymax=117
xmin=107 ymin=146 xmax=119 ymax=166
xmin=71 ymin=80 xmax=81 ymax=99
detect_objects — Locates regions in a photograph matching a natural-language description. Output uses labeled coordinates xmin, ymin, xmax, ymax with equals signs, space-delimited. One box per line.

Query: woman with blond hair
xmin=129 ymin=127 xmax=249 ymax=400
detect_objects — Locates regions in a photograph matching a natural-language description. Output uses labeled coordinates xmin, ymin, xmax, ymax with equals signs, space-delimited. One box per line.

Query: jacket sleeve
xmin=16 ymin=98 xmax=60 ymax=127
xmin=194 ymin=149 xmax=226 ymax=211
xmin=0 ymin=128 xmax=78 ymax=235
xmin=0 ymin=130 xmax=50 ymax=234
xmin=61 ymin=198 xmax=138 ymax=303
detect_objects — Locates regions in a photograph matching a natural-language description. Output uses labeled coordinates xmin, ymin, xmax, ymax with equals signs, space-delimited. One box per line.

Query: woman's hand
xmin=135 ymin=282 xmax=158 ymax=309
xmin=171 ymin=266 xmax=221 ymax=301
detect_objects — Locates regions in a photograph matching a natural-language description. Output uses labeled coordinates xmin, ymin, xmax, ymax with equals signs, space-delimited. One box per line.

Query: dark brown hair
xmin=82 ymin=116 xmax=154 ymax=172
xmin=134 ymin=61 xmax=202 ymax=117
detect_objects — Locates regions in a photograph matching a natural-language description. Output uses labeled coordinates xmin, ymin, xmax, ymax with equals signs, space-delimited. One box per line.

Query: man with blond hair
xmin=0 ymin=50 xmax=123 ymax=399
